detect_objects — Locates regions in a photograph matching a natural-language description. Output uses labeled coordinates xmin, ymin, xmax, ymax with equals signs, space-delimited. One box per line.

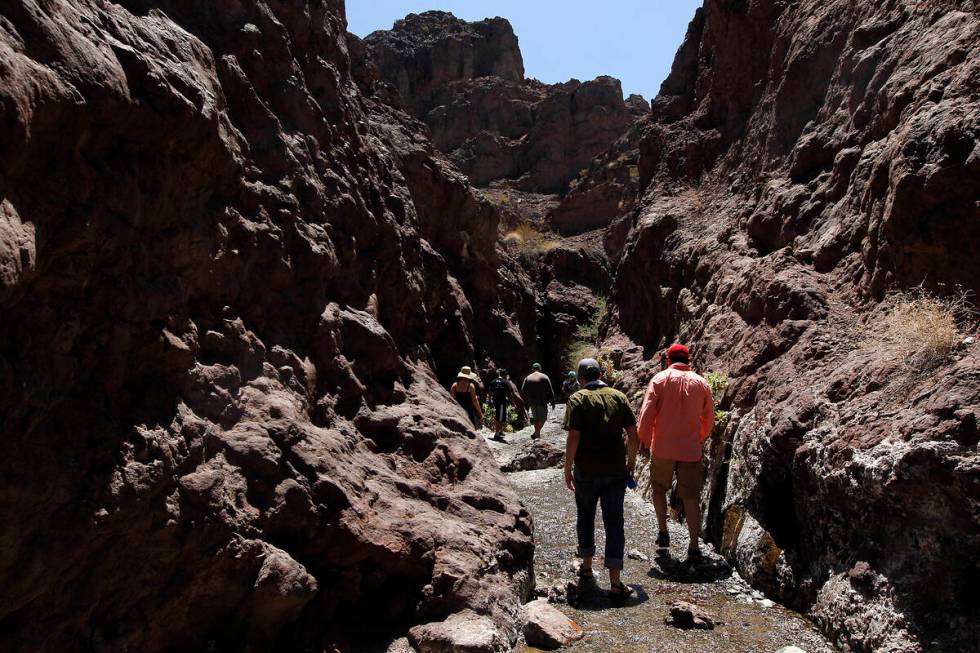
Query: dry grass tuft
xmin=882 ymin=287 xmax=975 ymax=369
xmin=503 ymin=223 xmax=560 ymax=257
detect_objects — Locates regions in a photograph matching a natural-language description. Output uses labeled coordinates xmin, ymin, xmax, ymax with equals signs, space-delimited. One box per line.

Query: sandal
xmin=609 ymin=581 xmax=634 ymax=599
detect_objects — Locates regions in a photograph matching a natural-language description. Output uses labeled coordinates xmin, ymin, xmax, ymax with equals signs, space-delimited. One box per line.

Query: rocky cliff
xmin=610 ymin=2 xmax=980 ymax=652
xmin=0 ymin=1 xmax=534 ymax=651
xmin=364 ymin=11 xmax=641 ymax=194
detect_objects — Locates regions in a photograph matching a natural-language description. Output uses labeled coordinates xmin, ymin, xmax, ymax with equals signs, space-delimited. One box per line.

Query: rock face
xmin=0 ymin=2 xmax=533 ymax=651
xmin=364 ymin=11 xmax=525 ymax=118
xmin=610 ymin=2 xmax=980 ymax=652
xmin=364 ymin=12 xmax=638 ymax=194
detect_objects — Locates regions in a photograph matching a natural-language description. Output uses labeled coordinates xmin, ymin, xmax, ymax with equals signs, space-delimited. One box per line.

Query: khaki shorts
xmin=530 ymin=404 xmax=549 ymax=423
xmin=649 ymin=456 xmax=704 ymax=500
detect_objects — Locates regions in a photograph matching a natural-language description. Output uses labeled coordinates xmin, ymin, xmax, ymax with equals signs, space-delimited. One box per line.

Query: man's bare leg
xmin=533 ymin=421 xmax=543 ymax=438
xmin=580 ymin=556 xmax=593 ymax=575
xmin=609 ymin=567 xmax=621 ymax=586
xmin=652 ymin=491 xmax=669 ymax=533
xmin=682 ymin=497 xmax=701 ymax=550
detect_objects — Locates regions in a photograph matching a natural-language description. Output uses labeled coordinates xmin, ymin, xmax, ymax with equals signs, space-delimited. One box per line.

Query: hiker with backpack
xmin=488 ymin=369 xmax=521 ymax=440
xmin=636 ymin=343 xmax=714 ymax=561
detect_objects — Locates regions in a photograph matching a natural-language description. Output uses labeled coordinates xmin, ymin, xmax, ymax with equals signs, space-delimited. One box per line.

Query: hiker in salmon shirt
xmin=637 ymin=343 xmax=714 ymax=561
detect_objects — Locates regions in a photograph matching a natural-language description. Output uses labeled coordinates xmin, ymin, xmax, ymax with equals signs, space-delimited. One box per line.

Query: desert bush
xmin=597 ymin=355 xmax=622 ymax=383
xmin=882 ymin=287 xmax=974 ymax=369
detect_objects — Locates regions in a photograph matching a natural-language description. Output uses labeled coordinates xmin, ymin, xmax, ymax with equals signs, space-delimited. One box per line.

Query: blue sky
xmin=346 ymin=1 xmax=703 ymax=101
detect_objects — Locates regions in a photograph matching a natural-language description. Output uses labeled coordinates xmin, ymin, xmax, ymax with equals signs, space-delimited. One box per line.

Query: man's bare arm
xmin=564 ymin=429 xmax=581 ymax=491
xmin=625 ymin=425 xmax=639 ymax=474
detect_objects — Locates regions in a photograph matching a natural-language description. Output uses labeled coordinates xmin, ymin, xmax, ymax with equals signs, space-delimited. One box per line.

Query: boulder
xmin=386 ymin=637 xmax=416 ymax=653
xmin=523 ymin=599 xmax=585 ymax=649
xmin=409 ymin=610 xmax=508 ymax=653
xmin=501 ymin=440 xmax=565 ymax=472
xmin=664 ymin=601 xmax=716 ymax=630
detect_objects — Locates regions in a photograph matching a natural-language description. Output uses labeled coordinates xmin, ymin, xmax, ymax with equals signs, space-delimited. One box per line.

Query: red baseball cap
xmin=667 ymin=343 xmax=689 ymax=359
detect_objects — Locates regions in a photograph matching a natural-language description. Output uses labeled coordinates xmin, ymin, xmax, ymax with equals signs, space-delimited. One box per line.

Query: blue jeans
xmin=574 ymin=467 xmax=626 ymax=569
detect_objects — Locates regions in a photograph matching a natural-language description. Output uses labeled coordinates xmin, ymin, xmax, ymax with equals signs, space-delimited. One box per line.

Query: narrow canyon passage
xmin=489 ymin=410 xmax=837 ymax=653
xmin=2 ymin=2 xmax=977 ymax=651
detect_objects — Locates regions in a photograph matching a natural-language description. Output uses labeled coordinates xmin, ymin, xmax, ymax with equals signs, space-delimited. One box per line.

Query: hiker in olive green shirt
xmin=563 ymin=358 xmax=639 ymax=599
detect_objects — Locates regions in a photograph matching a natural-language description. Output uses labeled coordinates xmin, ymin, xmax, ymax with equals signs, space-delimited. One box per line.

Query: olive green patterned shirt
xmin=563 ymin=385 xmax=636 ymax=476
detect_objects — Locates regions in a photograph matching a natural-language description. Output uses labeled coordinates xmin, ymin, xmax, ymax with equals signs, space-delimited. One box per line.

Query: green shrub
xmin=597 ymin=354 xmax=623 ymax=384
xmin=564 ymin=297 xmax=608 ymax=369
xmin=704 ymin=371 xmax=730 ymax=437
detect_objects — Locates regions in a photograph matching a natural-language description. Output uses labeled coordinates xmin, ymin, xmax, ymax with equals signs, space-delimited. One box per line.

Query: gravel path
xmin=486 ymin=406 xmax=837 ymax=653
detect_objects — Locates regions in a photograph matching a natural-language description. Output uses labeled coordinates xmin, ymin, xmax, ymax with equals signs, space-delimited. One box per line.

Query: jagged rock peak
xmin=364 ymin=10 xmax=525 ymax=113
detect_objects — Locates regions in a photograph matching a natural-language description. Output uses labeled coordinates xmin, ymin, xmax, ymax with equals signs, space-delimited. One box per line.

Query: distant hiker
xmin=450 ymin=367 xmax=483 ymax=429
xmin=503 ymin=370 xmax=527 ymax=421
xmin=489 ymin=370 xmax=519 ymax=439
xmin=561 ymin=371 xmax=580 ymax=401
xmin=563 ymin=358 xmax=639 ymax=599
xmin=522 ymin=363 xmax=555 ymax=439
xmin=637 ymin=343 xmax=714 ymax=562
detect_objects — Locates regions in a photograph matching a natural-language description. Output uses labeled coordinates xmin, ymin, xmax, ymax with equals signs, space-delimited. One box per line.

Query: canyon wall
xmin=610 ymin=1 xmax=979 ymax=651
xmin=0 ymin=1 xmax=534 ymax=651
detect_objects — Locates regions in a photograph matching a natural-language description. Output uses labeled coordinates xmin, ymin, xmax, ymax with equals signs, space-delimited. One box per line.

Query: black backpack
xmin=489 ymin=378 xmax=509 ymax=402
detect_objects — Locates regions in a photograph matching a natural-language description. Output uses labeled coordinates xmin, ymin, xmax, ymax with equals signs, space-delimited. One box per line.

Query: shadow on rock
xmin=647 ymin=550 xmax=732 ymax=583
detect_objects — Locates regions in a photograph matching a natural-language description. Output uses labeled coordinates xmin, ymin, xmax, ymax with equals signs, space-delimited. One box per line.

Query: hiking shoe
xmin=609 ymin=581 xmax=634 ymax=600
xmin=657 ymin=531 xmax=670 ymax=548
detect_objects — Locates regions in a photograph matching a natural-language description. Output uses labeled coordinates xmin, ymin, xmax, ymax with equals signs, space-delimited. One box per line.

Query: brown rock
xmin=501 ymin=440 xmax=564 ymax=472
xmin=523 ymin=599 xmax=585 ymax=649
xmin=664 ymin=601 xmax=716 ymax=630
xmin=409 ymin=610 xmax=509 ymax=653
xmin=386 ymin=637 xmax=416 ymax=653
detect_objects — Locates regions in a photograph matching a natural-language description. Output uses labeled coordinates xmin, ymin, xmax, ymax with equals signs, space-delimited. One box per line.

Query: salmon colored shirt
xmin=637 ymin=363 xmax=714 ymax=462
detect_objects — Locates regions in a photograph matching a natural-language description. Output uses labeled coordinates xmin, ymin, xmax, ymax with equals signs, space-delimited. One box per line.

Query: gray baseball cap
xmin=577 ymin=358 xmax=601 ymax=379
